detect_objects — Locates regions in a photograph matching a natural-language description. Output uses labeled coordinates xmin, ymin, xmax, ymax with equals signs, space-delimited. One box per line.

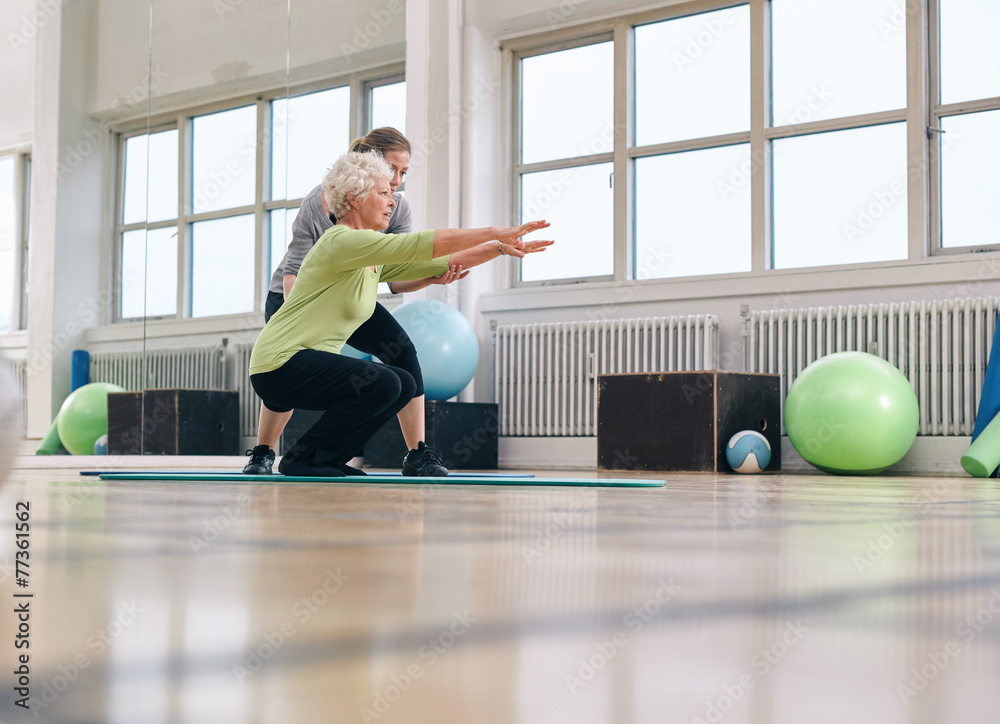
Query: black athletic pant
xmin=250 ymin=349 xmax=416 ymax=467
xmin=265 ymin=291 xmax=423 ymax=396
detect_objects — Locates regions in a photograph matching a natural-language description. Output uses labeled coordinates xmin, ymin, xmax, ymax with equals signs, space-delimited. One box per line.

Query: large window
xmin=116 ymin=76 xmax=402 ymax=321
xmin=0 ymin=153 xmax=29 ymax=332
xmin=511 ymin=0 xmax=998 ymax=285
xmin=518 ymin=41 xmax=615 ymax=283
xmin=934 ymin=0 xmax=1000 ymax=250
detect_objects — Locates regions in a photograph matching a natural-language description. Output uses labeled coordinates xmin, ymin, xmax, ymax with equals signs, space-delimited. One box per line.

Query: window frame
xmin=927 ymin=0 xmax=1000 ymax=257
xmin=112 ymin=64 xmax=404 ymax=323
xmin=364 ymin=73 xmax=407 ymax=134
xmin=0 ymin=150 xmax=31 ymax=334
xmin=510 ymin=31 xmax=618 ymax=287
xmin=505 ymin=0 xmax=992 ymax=288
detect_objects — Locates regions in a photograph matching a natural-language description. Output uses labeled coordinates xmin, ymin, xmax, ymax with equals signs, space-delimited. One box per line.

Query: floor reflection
xmin=0 ymin=470 xmax=998 ymax=723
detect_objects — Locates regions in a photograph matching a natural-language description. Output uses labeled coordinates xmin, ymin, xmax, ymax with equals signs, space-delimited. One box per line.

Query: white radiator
xmin=746 ymin=298 xmax=999 ymax=436
xmin=0 ymin=356 xmax=27 ymax=433
xmin=232 ymin=343 xmax=260 ymax=439
xmin=495 ymin=315 xmax=720 ymax=436
xmin=90 ymin=345 xmax=226 ymax=391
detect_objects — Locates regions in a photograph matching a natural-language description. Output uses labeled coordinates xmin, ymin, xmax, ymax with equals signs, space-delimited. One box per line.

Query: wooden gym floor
xmin=1 ymin=462 xmax=999 ymax=723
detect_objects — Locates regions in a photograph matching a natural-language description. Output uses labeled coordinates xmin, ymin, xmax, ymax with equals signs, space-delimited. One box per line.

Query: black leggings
xmin=251 ymin=349 xmax=416 ymax=466
xmin=265 ymin=291 xmax=423 ymax=396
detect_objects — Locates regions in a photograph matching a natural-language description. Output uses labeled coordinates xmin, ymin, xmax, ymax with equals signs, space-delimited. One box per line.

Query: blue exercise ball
xmin=390 ymin=299 xmax=479 ymax=400
xmin=93 ymin=434 xmax=108 ymax=455
xmin=340 ymin=343 xmax=372 ymax=361
xmin=726 ymin=430 xmax=771 ymax=473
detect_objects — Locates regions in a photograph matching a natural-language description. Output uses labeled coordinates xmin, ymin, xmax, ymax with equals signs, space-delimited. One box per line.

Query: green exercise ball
xmin=784 ymin=351 xmax=918 ymax=475
xmin=56 ymin=382 xmax=125 ymax=455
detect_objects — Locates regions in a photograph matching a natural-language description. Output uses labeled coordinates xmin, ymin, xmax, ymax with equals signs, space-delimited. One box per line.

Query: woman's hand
xmin=498 ymin=239 xmax=554 ymax=259
xmin=494 ymin=220 xmax=550 ymax=250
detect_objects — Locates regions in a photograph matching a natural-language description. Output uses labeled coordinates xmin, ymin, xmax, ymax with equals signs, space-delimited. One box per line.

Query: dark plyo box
xmin=597 ymin=372 xmax=781 ymax=473
xmin=363 ymin=401 xmax=499 ymax=470
xmin=107 ymin=389 xmax=239 ymax=456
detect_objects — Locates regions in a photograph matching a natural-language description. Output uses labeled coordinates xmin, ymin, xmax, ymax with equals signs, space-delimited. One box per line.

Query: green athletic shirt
xmin=249 ymin=225 xmax=450 ymax=375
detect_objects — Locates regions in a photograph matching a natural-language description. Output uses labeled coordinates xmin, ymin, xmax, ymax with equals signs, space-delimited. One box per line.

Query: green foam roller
xmin=961 ymin=411 xmax=1000 ymax=477
xmin=35 ymin=416 xmax=66 ymax=455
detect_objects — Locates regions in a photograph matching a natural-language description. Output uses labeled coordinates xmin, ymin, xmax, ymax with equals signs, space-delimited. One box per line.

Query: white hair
xmin=322 ymin=151 xmax=394 ymax=219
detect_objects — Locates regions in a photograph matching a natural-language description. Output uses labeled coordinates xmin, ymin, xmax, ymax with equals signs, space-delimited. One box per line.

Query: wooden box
xmin=363 ymin=401 xmax=499 ymax=470
xmin=597 ymin=372 xmax=781 ymax=473
xmin=107 ymin=389 xmax=239 ymax=456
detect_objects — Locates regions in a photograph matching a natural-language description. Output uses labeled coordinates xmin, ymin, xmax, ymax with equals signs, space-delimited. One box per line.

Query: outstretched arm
xmin=386 ymin=237 xmax=553 ymax=293
xmin=430 ymin=220 xmax=549 ymax=258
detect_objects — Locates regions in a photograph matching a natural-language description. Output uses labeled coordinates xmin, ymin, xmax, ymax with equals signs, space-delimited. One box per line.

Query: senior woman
xmin=249 ymin=151 xmax=552 ymax=477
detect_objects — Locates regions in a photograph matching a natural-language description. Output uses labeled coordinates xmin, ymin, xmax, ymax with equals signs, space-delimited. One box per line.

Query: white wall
xmin=0 ymin=0 xmax=36 ymax=148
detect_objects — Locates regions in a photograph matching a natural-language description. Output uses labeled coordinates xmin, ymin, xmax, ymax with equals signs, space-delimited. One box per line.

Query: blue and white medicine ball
xmin=725 ymin=430 xmax=771 ymax=474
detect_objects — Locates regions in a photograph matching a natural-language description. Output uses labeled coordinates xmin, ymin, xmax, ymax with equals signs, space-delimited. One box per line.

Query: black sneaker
xmin=243 ymin=445 xmax=275 ymax=475
xmin=401 ymin=442 xmax=449 ymax=477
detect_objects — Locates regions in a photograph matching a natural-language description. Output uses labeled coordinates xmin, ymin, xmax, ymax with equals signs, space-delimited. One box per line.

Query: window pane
xmin=370 ymin=81 xmax=406 ymax=134
xmin=191 ymin=106 xmax=257 ymax=214
xmin=520 ymin=163 xmax=613 ymax=282
xmin=635 ymin=7 xmax=750 ymax=146
xmin=0 ymin=156 xmax=14 ymax=332
xmin=521 ymin=42 xmax=613 ymax=165
xmin=122 ymin=130 xmax=178 ymax=225
xmin=771 ymin=0 xmax=906 ymax=126
xmin=635 ymin=145 xmax=751 ymax=279
xmin=120 ymin=227 xmax=178 ymax=318
xmin=940 ymin=0 xmax=1000 ymax=104
xmin=772 ymin=123 xmax=907 ymax=269
xmin=940 ymin=110 xmax=1000 ymax=248
xmin=271 ymin=87 xmax=350 ymax=201
xmin=268 ymin=207 xmax=297 ymax=278
xmin=191 ymin=215 xmax=255 ymax=317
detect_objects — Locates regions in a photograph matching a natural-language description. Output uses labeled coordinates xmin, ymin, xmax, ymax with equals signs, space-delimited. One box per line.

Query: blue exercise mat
xmin=96 ymin=472 xmax=665 ymax=488
xmin=81 ymin=470 xmax=535 ymax=478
